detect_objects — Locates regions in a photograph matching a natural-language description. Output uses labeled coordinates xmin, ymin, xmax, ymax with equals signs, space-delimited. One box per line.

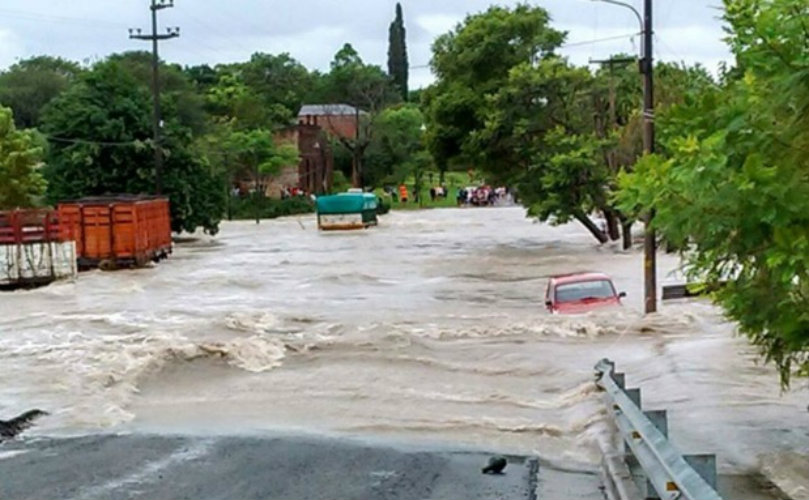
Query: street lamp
xmin=593 ymin=0 xmax=658 ymax=314
xmin=593 ymin=0 xmax=642 ymax=33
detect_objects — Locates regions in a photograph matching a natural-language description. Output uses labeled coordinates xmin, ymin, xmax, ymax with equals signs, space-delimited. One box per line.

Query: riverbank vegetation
xmin=617 ymin=0 xmax=809 ymax=386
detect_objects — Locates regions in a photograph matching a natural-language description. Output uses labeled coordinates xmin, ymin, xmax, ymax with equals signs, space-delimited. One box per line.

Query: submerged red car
xmin=545 ymin=273 xmax=625 ymax=314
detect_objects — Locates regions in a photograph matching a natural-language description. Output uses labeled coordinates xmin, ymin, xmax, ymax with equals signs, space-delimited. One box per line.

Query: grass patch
xmin=375 ymin=171 xmax=479 ymax=210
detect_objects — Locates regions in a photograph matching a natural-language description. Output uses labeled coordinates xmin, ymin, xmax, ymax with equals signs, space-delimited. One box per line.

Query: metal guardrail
xmin=662 ymin=282 xmax=727 ymax=301
xmin=595 ymin=359 xmax=724 ymax=500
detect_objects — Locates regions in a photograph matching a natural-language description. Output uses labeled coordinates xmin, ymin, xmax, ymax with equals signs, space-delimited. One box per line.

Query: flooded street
xmin=1 ymin=207 xmax=807 ymax=490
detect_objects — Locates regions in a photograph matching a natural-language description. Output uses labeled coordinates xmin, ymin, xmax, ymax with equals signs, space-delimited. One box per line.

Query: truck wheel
xmin=99 ymin=259 xmax=117 ymax=271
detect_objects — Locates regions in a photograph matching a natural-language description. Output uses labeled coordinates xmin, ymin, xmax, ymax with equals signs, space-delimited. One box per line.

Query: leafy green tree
xmin=206 ymin=72 xmax=273 ymax=130
xmin=0 ymin=106 xmax=47 ymax=209
xmin=318 ymin=44 xmax=400 ymax=187
xmin=364 ymin=104 xmax=425 ymax=187
xmin=423 ymin=3 xmax=717 ymax=245
xmin=221 ymin=128 xmax=299 ymax=224
xmin=617 ymin=0 xmax=809 ymax=386
xmin=185 ymin=64 xmax=218 ymax=90
xmin=108 ymin=51 xmax=208 ymax=135
xmin=0 ymin=56 xmax=83 ymax=129
xmin=387 ymin=3 xmax=409 ymax=101
xmin=239 ymin=53 xmax=315 ymax=124
xmin=422 ymin=4 xmax=565 ymax=178
xmin=474 ymin=57 xmax=620 ymax=243
xmin=205 ymin=53 xmax=314 ymax=130
xmin=40 ymin=59 xmax=224 ymax=234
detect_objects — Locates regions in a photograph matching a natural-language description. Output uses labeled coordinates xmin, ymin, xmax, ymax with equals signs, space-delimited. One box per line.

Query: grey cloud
xmin=0 ymin=0 xmax=732 ymax=85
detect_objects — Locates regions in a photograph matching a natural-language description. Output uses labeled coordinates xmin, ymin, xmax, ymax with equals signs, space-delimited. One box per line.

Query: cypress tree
xmin=387 ymin=3 xmax=409 ymax=101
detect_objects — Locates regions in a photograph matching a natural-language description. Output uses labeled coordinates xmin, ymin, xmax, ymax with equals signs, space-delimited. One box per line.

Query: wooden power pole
xmin=129 ymin=0 xmax=180 ymax=195
xmin=641 ymin=0 xmax=657 ymax=314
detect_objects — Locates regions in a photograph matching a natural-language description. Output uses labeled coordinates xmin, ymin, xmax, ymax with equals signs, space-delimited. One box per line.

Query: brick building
xmin=297 ymin=104 xmax=368 ymax=141
xmin=268 ymin=124 xmax=334 ymax=198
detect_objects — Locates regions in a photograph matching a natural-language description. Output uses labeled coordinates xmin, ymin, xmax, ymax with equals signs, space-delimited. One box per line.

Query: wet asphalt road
xmin=0 ymin=434 xmax=605 ymax=500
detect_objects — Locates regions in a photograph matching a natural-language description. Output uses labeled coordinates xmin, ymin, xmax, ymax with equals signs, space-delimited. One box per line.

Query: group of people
xmin=456 ymin=186 xmax=513 ymax=207
xmin=280 ymin=186 xmax=308 ymax=199
xmin=429 ymin=186 xmax=449 ymax=202
xmin=379 ymin=183 xmax=514 ymax=207
xmin=230 ymin=184 xmax=308 ymax=199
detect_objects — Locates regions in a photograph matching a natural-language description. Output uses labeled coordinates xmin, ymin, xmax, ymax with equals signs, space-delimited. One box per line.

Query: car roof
xmin=550 ymin=273 xmax=613 ymax=285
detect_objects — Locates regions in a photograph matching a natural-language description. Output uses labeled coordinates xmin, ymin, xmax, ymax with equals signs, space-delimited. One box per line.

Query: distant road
xmin=0 ymin=434 xmax=604 ymax=500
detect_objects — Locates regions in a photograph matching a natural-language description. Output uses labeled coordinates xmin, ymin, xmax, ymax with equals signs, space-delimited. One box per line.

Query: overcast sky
xmin=0 ymin=1 xmax=731 ymax=88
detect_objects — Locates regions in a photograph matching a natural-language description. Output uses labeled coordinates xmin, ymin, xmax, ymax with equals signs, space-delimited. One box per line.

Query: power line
xmin=408 ymin=32 xmax=641 ymax=70
xmin=45 ymin=136 xmax=147 ymax=147
xmin=181 ymin=11 xmax=256 ymax=57
xmin=654 ymin=34 xmax=684 ymax=63
xmin=561 ymin=32 xmax=641 ymax=49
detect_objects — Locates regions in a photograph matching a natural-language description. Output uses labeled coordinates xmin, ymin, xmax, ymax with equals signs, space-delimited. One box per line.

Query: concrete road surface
xmin=0 ymin=434 xmax=604 ymax=500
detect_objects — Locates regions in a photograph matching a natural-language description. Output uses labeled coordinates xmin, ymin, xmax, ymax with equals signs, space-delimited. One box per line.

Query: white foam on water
xmin=1 ymin=207 xmax=806 ymax=487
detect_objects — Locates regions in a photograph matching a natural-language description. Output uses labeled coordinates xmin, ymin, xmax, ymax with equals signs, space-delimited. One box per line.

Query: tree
xmin=185 ymin=64 xmax=218 ymax=90
xmin=240 ymin=53 xmax=315 ymax=124
xmin=204 ymin=53 xmax=315 ymax=130
xmin=40 ymin=59 xmax=224 ymax=234
xmin=0 ymin=106 xmax=47 ymax=209
xmin=422 ymin=4 xmax=565 ymax=180
xmin=423 ymin=3 xmax=717 ymax=246
xmin=108 ymin=51 xmax=208 ymax=135
xmin=476 ymin=58 xmax=619 ymax=243
xmin=364 ymin=104 xmax=425 ymax=186
xmin=617 ymin=0 xmax=809 ymax=386
xmin=221 ymin=127 xmax=299 ymax=224
xmin=0 ymin=56 xmax=83 ymax=129
xmin=387 ymin=3 xmax=409 ymax=102
xmin=207 ymin=71 xmax=273 ymax=130
xmin=320 ymin=44 xmax=400 ymax=187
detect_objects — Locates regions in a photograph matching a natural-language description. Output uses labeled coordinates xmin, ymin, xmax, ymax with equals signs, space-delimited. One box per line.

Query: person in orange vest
xmin=399 ymin=184 xmax=409 ymax=203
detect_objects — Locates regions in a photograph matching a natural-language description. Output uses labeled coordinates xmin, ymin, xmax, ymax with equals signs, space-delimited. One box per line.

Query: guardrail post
xmin=625 ymin=388 xmax=641 ymax=409
xmin=644 ymin=411 xmax=668 ymax=438
xmin=684 ymin=455 xmax=718 ymax=491
xmin=623 ymin=388 xmax=641 ymax=457
xmin=643 ymin=410 xmax=668 ymax=499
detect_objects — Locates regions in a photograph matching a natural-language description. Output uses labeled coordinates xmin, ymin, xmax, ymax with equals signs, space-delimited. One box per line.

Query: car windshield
xmin=555 ymin=280 xmax=615 ymax=303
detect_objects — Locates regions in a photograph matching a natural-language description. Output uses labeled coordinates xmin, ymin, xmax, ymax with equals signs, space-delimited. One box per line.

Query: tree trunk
xmin=622 ymin=221 xmax=633 ymax=250
xmin=352 ymin=151 xmax=361 ymax=188
xmin=573 ymin=210 xmax=609 ymax=244
xmin=254 ymin=163 xmax=261 ymax=225
xmin=226 ymin=183 xmax=232 ymax=221
xmin=604 ymin=208 xmax=621 ymax=241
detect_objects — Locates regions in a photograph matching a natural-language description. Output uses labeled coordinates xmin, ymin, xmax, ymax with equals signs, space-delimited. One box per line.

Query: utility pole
xmin=129 ymin=0 xmax=180 ymax=195
xmin=593 ymin=0 xmax=656 ymax=314
xmin=641 ymin=0 xmax=656 ymax=314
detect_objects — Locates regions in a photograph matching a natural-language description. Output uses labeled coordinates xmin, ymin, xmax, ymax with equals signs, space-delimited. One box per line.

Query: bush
xmin=377 ymin=196 xmax=391 ymax=215
xmin=229 ymin=195 xmax=314 ymax=220
xmin=332 ymin=170 xmax=351 ymax=193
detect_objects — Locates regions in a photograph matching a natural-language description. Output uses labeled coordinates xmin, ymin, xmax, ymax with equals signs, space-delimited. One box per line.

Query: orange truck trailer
xmin=58 ymin=195 xmax=172 ymax=270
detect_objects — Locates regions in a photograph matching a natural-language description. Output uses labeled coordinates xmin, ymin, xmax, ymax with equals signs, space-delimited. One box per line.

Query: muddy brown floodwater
xmin=1 ymin=207 xmax=807 ymax=494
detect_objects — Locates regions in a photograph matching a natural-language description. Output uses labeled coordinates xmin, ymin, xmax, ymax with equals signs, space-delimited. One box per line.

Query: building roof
xmin=298 ymin=104 xmax=367 ymax=117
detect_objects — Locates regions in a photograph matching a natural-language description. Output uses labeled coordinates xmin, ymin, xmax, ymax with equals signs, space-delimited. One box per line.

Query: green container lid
xmin=316 ymin=193 xmax=378 ymax=214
